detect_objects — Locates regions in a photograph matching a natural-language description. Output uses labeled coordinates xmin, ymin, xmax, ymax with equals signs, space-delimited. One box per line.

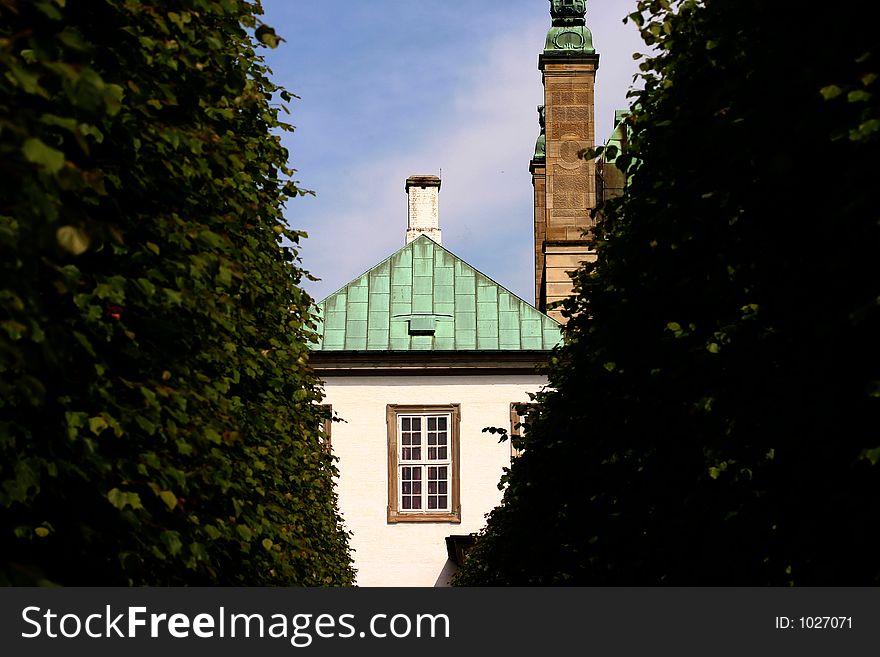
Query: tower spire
xmin=531 ymin=0 xmax=600 ymax=321
xmin=544 ymin=0 xmax=594 ymax=53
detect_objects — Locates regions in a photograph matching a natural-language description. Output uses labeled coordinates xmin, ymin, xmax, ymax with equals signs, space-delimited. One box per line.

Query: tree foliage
xmin=454 ymin=0 xmax=879 ymax=585
xmin=0 ymin=0 xmax=354 ymax=585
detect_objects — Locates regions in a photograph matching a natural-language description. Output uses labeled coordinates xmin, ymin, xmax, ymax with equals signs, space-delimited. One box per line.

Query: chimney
xmin=405 ymin=175 xmax=442 ymax=244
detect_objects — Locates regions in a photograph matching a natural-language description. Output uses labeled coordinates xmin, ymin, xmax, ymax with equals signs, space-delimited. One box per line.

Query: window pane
xmin=394 ymin=411 xmax=455 ymax=516
xmin=401 ymin=466 xmax=422 ymax=512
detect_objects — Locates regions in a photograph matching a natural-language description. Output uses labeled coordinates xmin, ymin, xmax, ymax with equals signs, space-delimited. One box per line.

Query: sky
xmin=260 ymin=0 xmax=644 ymax=305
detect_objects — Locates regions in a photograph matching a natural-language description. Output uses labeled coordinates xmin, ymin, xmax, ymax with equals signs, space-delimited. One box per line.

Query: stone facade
xmin=533 ymin=53 xmax=599 ymax=321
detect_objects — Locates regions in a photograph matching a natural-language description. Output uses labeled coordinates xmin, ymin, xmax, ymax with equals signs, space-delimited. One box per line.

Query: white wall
xmin=322 ymin=373 xmax=546 ymax=586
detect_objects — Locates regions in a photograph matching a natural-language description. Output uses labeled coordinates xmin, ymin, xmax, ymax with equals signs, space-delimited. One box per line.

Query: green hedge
xmin=455 ymin=0 xmax=879 ymax=585
xmin=0 ymin=0 xmax=354 ymax=585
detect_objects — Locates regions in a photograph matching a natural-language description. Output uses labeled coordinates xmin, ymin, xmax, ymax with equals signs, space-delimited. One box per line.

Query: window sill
xmin=387 ymin=508 xmax=462 ymax=524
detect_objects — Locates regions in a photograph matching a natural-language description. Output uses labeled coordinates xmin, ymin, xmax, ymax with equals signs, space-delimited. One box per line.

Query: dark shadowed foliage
xmin=455 ymin=0 xmax=878 ymax=585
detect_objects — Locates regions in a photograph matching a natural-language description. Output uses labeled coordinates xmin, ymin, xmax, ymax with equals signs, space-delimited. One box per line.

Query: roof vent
xmin=408 ymin=316 xmax=436 ymax=336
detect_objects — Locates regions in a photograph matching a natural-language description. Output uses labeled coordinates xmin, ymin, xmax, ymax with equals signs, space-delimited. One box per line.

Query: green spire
xmin=544 ymin=0 xmax=594 ymax=53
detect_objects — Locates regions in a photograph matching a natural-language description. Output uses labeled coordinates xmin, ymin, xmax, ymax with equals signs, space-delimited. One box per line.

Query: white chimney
xmin=405 ymin=175 xmax=442 ymax=244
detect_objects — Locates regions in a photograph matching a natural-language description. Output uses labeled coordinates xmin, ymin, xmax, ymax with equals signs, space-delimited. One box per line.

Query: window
xmin=387 ymin=404 xmax=461 ymax=523
xmin=509 ymin=402 xmax=537 ymax=458
xmin=318 ymin=404 xmax=332 ymax=454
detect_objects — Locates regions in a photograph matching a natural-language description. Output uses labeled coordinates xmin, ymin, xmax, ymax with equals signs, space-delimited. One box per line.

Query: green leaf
xmin=107 ymin=488 xmax=143 ymax=511
xmin=158 ymin=490 xmax=178 ymax=511
xmin=860 ymin=447 xmax=880 ymax=466
xmin=160 ymin=531 xmax=182 ymax=556
xmin=819 ymin=84 xmax=843 ymax=100
xmin=88 ymin=416 xmax=108 ymax=435
xmin=6 ymin=63 xmax=46 ymax=96
xmin=847 ymin=90 xmax=871 ymax=103
xmin=22 ymin=138 xmax=65 ymax=174
xmin=255 ymin=25 xmax=281 ymax=48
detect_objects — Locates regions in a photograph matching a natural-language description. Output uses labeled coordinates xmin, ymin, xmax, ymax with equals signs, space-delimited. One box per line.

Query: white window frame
xmin=387 ymin=404 xmax=461 ymax=523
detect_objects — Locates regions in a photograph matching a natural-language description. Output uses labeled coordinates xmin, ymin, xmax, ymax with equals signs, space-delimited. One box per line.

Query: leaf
xmin=819 ymin=84 xmax=843 ymax=100
xmin=22 ymin=138 xmax=65 ymax=174
xmin=56 ymin=226 xmax=90 ymax=255
xmin=158 ymin=490 xmax=178 ymax=511
xmin=6 ymin=63 xmax=46 ymax=96
xmin=107 ymin=488 xmax=143 ymax=510
xmin=255 ymin=25 xmax=280 ymax=48
xmin=860 ymin=447 xmax=880 ymax=466
xmin=88 ymin=416 xmax=108 ymax=435
xmin=160 ymin=531 xmax=183 ymax=556
xmin=847 ymin=90 xmax=871 ymax=103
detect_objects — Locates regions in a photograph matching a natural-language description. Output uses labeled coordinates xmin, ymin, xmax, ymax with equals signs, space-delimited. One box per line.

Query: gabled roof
xmin=312 ymin=236 xmax=562 ymax=352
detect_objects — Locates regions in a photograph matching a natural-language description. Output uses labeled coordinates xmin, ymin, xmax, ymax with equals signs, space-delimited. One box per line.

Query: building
xmin=309 ymin=0 xmax=619 ymax=586
xmin=310 ymin=176 xmax=562 ymax=586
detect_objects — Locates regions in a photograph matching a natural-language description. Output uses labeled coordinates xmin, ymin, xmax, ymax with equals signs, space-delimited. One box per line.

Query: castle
xmin=310 ymin=0 xmax=624 ymax=585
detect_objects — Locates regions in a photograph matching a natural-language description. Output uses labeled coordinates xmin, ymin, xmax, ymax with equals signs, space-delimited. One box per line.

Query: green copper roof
xmin=544 ymin=0 xmax=594 ymax=54
xmin=313 ymin=236 xmax=562 ymax=352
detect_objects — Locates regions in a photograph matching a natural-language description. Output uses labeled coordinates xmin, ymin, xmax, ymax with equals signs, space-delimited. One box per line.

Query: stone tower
xmin=531 ymin=0 xmax=599 ymax=321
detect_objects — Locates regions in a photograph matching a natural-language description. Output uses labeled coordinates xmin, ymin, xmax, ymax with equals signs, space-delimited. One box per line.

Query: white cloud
xmin=292 ymin=5 xmax=644 ymax=305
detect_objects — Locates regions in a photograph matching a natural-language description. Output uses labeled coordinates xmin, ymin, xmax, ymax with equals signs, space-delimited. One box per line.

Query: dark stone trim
xmin=538 ymin=52 xmax=600 ymax=70
xmin=310 ymin=350 xmax=552 ymax=376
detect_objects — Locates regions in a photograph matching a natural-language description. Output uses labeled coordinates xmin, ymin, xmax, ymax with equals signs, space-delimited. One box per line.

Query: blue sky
xmin=260 ymin=0 xmax=644 ymax=304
